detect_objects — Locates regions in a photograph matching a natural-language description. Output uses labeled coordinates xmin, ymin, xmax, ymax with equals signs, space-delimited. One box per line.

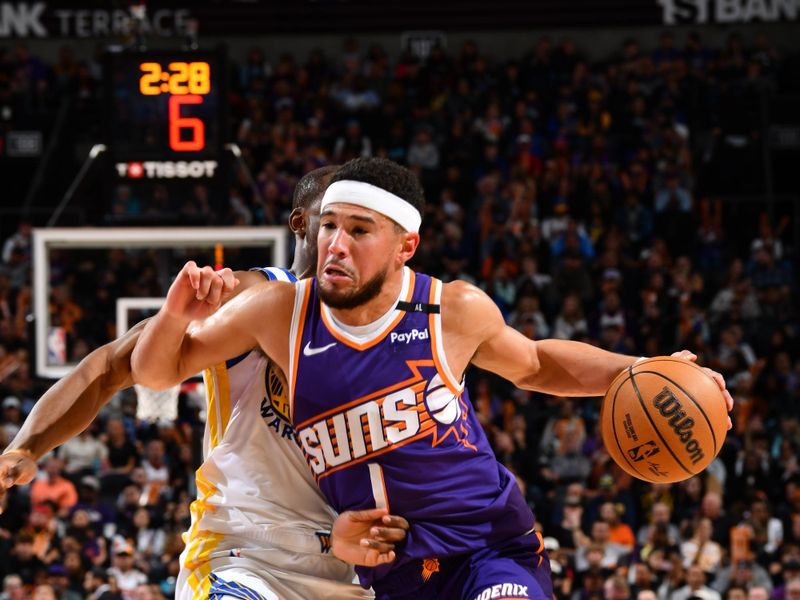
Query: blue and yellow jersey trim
xmin=249 ymin=266 xmax=297 ymax=283
xmin=208 ymin=573 xmax=271 ymax=600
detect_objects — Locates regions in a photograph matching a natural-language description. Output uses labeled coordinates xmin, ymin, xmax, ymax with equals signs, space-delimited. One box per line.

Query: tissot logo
xmin=115 ymin=160 xmax=217 ymax=179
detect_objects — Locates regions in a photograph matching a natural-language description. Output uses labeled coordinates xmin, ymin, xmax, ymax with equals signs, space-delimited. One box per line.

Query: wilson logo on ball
xmin=652 ymin=387 xmax=705 ymax=465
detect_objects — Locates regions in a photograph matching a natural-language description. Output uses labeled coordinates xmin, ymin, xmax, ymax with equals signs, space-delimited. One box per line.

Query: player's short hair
xmin=331 ymin=157 xmax=426 ymax=217
xmin=293 ymin=165 xmax=339 ymax=210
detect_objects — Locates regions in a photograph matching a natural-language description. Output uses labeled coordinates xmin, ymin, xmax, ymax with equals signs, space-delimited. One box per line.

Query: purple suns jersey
xmin=288 ymin=267 xmax=535 ymax=587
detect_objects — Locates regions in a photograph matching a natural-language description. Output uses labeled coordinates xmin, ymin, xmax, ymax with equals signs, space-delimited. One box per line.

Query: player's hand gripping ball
xmin=600 ymin=356 xmax=728 ymax=484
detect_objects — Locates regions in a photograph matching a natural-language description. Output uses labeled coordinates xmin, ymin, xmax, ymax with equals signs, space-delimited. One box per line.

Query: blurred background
xmin=0 ymin=1 xmax=798 ymax=599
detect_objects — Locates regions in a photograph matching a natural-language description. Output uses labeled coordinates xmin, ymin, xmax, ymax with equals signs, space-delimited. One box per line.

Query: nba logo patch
xmin=627 ymin=440 xmax=660 ymax=462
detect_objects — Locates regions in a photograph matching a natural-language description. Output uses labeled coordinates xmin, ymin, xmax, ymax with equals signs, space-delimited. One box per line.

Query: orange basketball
xmin=600 ymin=357 xmax=728 ymax=484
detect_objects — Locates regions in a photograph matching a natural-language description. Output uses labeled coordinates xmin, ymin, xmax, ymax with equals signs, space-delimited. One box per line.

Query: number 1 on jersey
xmin=368 ymin=463 xmax=389 ymax=510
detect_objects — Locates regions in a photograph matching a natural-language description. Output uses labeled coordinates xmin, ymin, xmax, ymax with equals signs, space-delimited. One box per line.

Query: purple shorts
xmin=373 ymin=532 xmax=553 ymax=600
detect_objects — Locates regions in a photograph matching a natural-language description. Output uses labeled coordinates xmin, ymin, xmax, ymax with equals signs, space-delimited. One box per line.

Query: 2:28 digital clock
xmin=139 ymin=61 xmax=211 ymax=96
xmin=105 ymin=49 xmax=226 ymax=161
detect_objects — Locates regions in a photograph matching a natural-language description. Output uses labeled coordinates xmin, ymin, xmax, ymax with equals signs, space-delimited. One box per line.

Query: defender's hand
xmin=0 ymin=450 xmax=37 ymax=511
xmin=670 ymin=350 xmax=733 ymax=429
xmin=163 ymin=261 xmax=239 ymax=322
xmin=331 ymin=508 xmax=409 ymax=567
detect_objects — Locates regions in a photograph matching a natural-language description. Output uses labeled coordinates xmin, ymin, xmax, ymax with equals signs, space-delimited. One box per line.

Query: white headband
xmin=320 ymin=180 xmax=421 ymax=233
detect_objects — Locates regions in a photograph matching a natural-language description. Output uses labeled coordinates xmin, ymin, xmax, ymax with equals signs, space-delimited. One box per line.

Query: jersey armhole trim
xmin=204 ymin=363 xmax=232 ymax=449
xmin=428 ymin=278 xmax=464 ymax=395
xmin=288 ymin=280 xmax=312 ymax=423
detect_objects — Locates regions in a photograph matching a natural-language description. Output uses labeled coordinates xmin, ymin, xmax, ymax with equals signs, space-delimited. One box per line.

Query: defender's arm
xmin=132 ymin=263 xmax=294 ymax=390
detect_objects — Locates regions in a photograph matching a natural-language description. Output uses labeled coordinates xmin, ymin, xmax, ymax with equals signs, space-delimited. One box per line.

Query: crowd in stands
xmin=0 ymin=29 xmax=798 ymax=600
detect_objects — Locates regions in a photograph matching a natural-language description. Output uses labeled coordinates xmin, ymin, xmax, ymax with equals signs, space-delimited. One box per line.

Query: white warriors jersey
xmin=178 ymin=267 xmax=367 ymax=599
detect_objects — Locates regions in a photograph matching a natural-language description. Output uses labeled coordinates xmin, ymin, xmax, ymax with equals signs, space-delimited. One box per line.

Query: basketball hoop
xmin=134 ymin=383 xmax=180 ymax=424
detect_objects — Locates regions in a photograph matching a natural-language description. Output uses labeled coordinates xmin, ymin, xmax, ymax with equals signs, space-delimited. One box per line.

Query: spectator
xmin=637 ymin=502 xmax=681 ymax=547
xmin=544 ymin=428 xmax=592 ymax=485
xmin=574 ymin=521 xmax=630 ymax=572
xmin=629 ymin=562 xmax=656 ymax=597
xmin=47 ymin=563 xmax=82 ymax=600
xmin=1 ymin=222 xmax=31 ymax=265
xmin=60 ymin=427 xmax=108 ymax=478
xmin=600 ymin=502 xmax=635 ymax=550
xmin=100 ymin=418 xmax=137 ymax=497
xmin=5 ymin=533 xmax=45 ymax=585
xmin=0 ymin=575 xmax=24 ymax=600
xmin=130 ymin=508 xmax=165 ymax=559
xmin=140 ymin=440 xmax=169 ymax=507
xmin=407 ymin=128 xmax=440 ymax=171
xmin=30 ymin=457 xmax=78 ymax=517
xmin=749 ymin=588 xmax=771 ymax=600
xmin=1 ymin=396 xmax=23 ymax=442
xmin=71 ymin=475 xmax=116 ymax=537
xmin=332 ymin=120 xmax=373 ymax=162
xmin=712 ymin=560 xmax=773 ymax=596
xmin=680 ymin=517 xmax=722 ymax=573
xmin=604 ymin=575 xmax=632 ymax=600
xmin=744 ymin=499 xmax=783 ymax=559
xmin=781 ymin=578 xmax=800 ymax=600
xmin=671 ymin=565 xmax=721 ymax=600
xmin=31 ymin=584 xmax=57 ymax=600
xmin=84 ymin=566 xmax=120 ymax=600
xmin=553 ymin=294 xmax=589 ymax=340
xmin=107 ymin=539 xmax=147 ymax=600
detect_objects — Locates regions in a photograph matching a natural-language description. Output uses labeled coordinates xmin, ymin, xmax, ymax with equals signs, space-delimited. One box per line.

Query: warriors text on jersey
xmin=177 ymin=266 xmax=370 ymax=600
xmin=289 ymin=267 xmax=535 ymax=589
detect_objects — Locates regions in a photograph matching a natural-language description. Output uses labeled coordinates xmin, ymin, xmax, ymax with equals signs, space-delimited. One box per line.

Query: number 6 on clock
xmin=169 ymin=95 xmax=205 ymax=152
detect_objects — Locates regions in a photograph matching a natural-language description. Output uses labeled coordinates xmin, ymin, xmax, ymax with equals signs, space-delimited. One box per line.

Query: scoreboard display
xmin=104 ymin=48 xmax=227 ymax=168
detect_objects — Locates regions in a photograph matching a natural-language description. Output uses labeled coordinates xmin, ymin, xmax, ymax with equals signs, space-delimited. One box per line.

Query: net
xmin=134 ymin=383 xmax=180 ymax=424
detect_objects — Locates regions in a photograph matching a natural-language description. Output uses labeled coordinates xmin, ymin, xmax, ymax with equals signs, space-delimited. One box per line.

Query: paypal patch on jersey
xmin=389 ymin=328 xmax=429 ymax=346
xmin=290 ymin=268 xmax=535 ymax=592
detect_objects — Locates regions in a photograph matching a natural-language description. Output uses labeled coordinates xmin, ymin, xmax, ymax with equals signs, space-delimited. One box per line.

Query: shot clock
xmin=102 ymin=48 xmax=228 ymax=222
xmin=104 ymin=48 xmax=227 ymax=165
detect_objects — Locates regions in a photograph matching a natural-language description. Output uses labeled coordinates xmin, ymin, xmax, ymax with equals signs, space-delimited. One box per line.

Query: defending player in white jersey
xmin=0 ymin=166 xmax=408 ymax=600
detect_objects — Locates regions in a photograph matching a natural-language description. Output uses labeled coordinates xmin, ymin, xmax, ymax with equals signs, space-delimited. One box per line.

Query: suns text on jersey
xmin=297 ymin=379 xmax=437 ymax=478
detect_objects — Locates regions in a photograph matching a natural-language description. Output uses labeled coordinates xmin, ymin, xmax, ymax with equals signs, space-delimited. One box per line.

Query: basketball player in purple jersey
xmin=132 ymin=158 xmax=733 ymax=600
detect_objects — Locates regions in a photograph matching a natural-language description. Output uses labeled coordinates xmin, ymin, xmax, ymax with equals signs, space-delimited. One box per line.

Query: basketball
xmin=600 ymin=357 xmax=728 ymax=484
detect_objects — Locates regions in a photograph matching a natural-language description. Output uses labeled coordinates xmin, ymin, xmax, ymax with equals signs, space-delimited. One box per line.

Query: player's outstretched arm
xmin=445 ymin=281 xmax=639 ymax=396
xmin=447 ymin=282 xmax=734 ymax=407
xmin=331 ymin=508 xmax=409 ymax=567
xmin=0 ymin=318 xmax=146 ymax=501
xmin=132 ymin=261 xmax=294 ymax=390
